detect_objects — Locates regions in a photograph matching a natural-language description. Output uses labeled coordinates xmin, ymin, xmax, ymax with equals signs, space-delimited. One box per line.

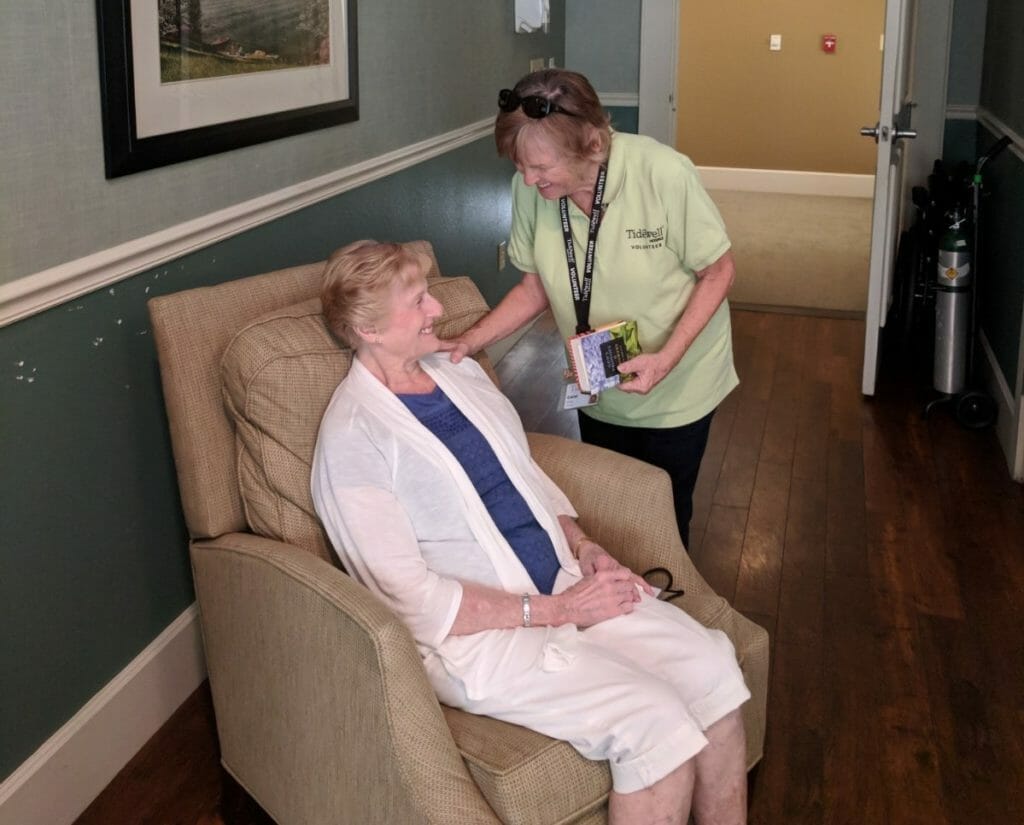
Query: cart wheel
xmin=955 ymin=391 xmax=997 ymax=429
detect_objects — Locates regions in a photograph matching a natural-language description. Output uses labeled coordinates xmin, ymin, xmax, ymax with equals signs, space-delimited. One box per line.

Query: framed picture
xmin=95 ymin=0 xmax=358 ymax=178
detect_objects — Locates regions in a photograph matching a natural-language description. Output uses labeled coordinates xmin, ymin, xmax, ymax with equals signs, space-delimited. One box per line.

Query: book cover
xmin=568 ymin=319 xmax=642 ymax=393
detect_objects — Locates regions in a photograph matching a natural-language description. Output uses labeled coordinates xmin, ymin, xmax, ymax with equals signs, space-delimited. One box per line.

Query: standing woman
xmin=446 ymin=69 xmax=737 ymax=548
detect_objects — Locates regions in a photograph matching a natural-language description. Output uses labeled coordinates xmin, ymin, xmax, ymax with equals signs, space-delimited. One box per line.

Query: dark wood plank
xmin=689 ymin=387 xmax=739 ymax=555
xmin=750 ymin=639 xmax=825 ymax=824
xmin=690 ymin=503 xmax=745 ymax=602
xmin=713 ymin=312 xmax=772 ymax=510
xmin=821 ymin=573 xmax=891 ymax=825
xmin=732 ymin=459 xmax=788 ymax=620
xmin=74 ymin=683 xmax=231 ymax=825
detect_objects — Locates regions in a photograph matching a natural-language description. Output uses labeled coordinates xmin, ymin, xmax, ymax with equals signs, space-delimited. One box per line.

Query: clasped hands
xmin=563 ymin=540 xmax=654 ymax=628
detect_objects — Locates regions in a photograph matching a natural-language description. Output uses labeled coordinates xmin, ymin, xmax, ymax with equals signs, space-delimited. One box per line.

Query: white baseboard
xmin=978 ymin=331 xmax=1024 ymax=482
xmin=945 ymin=105 xmax=1024 ymax=163
xmin=945 ymin=104 xmax=978 ymax=121
xmin=599 ymin=92 xmax=639 ymax=108
xmin=0 ymin=605 xmax=206 ymax=825
xmin=0 ymin=119 xmax=493 ymax=328
xmin=977 ymin=107 xmax=1024 ymax=163
xmin=698 ymin=166 xmax=874 ymax=198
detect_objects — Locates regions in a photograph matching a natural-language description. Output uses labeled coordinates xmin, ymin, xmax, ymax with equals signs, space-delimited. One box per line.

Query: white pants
xmin=454 ymin=593 xmax=750 ymax=794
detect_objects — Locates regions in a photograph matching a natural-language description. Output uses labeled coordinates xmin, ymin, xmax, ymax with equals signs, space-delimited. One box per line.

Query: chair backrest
xmin=148 ymin=243 xmax=494 ymax=553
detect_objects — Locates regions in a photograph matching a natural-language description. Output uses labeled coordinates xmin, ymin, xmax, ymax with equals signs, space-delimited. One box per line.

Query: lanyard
xmin=559 ymin=164 xmax=608 ymax=335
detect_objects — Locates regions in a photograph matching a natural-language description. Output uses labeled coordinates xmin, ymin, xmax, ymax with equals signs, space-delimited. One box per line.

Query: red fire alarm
xmin=823 ymin=34 xmax=837 ymax=53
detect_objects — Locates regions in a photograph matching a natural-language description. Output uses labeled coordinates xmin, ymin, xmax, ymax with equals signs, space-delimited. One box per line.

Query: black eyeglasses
xmin=642 ymin=567 xmax=686 ymax=604
xmin=498 ymin=89 xmax=573 ymax=119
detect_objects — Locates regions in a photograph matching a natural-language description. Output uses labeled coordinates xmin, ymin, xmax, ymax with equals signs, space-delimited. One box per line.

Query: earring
xmin=374 ymin=333 xmax=383 ymax=345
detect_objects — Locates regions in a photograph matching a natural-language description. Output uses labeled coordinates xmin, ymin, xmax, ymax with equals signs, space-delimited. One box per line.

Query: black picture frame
xmin=95 ymin=0 xmax=359 ymax=178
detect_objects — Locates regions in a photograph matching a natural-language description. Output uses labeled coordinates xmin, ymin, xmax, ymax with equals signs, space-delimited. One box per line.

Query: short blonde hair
xmin=320 ymin=240 xmax=426 ymax=348
xmin=495 ymin=69 xmax=611 ymax=166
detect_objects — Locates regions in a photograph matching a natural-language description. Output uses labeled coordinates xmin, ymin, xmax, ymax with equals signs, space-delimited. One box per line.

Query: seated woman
xmin=311 ymin=240 xmax=751 ymax=825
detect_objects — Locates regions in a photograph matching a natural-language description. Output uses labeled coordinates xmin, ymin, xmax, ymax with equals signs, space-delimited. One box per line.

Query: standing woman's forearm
xmin=449 ymin=272 xmax=550 ymax=357
xmin=659 ymin=250 xmax=736 ymax=367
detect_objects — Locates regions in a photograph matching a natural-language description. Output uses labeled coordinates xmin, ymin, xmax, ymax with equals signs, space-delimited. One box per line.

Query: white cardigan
xmin=311 ymin=354 xmax=585 ymax=702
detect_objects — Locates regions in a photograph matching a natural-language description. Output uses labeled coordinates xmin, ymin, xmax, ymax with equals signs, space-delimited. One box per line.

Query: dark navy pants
xmin=578 ymin=409 xmax=715 ymax=548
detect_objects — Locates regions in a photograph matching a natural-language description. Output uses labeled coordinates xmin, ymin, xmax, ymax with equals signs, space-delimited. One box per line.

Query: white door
xmin=638 ymin=0 xmax=678 ymax=145
xmin=861 ymin=0 xmax=919 ymax=395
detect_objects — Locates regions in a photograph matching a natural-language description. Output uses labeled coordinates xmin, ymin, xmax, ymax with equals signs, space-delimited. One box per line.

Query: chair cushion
xmin=219 ymin=273 xmax=495 ymax=561
xmin=442 ymin=706 xmax=610 ymax=825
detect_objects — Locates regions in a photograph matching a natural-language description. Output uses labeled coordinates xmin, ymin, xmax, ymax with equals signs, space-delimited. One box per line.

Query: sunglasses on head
xmin=498 ymin=89 xmax=573 ymax=119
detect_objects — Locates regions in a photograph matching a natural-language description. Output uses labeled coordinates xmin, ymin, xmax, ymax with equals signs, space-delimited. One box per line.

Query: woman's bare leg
xmin=608 ymin=759 xmax=695 ymax=825
xmin=691 ymin=709 xmax=747 ymax=824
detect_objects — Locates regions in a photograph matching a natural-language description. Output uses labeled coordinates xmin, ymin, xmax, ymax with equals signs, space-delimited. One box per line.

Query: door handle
xmin=860 ymin=123 xmax=890 ymax=143
xmin=893 ymin=128 xmax=917 ymax=141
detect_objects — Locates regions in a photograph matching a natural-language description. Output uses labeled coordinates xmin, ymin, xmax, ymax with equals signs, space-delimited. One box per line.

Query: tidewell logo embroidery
xmin=625 ymin=225 xmax=665 ymax=250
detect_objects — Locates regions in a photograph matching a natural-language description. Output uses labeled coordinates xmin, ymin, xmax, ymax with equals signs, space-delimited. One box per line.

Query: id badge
xmin=561 ymin=381 xmax=598 ymax=410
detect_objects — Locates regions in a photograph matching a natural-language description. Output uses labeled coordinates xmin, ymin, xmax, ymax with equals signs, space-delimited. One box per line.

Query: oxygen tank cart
xmin=923 ymin=135 xmax=1012 ymax=428
xmin=931 ymin=210 xmax=971 ymax=395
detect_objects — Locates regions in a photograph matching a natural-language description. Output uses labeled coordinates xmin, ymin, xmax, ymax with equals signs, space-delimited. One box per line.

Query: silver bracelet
xmin=521 ymin=593 xmax=532 ymax=627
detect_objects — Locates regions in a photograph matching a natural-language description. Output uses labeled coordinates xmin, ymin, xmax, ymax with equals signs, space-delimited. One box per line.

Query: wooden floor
xmin=75 ymin=309 xmax=1024 ymax=824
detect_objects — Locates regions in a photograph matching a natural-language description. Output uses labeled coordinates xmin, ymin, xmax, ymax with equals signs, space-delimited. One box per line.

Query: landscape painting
xmin=95 ymin=0 xmax=357 ymax=178
xmin=159 ymin=0 xmax=331 ymax=82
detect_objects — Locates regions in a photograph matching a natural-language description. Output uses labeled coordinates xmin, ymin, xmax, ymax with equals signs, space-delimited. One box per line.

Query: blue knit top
xmin=397 ymin=385 xmax=560 ymax=594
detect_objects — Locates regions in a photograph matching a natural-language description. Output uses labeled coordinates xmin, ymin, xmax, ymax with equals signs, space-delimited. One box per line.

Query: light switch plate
xmin=769 ymin=34 xmax=782 ymax=51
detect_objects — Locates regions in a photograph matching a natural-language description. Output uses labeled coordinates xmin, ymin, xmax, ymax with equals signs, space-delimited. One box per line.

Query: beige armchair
xmin=148 ymin=243 xmax=768 ymax=825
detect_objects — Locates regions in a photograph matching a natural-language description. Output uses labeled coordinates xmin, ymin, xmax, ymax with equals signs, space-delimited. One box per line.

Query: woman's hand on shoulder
xmin=437 ymin=337 xmax=470 ymax=364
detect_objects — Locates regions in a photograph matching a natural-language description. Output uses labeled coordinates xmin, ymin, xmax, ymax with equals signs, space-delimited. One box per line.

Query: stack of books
xmin=567 ymin=319 xmax=641 ymax=394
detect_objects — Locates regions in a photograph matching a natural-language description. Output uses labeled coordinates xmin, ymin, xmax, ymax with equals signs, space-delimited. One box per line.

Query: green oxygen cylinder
xmin=933 ymin=208 xmax=972 ymax=394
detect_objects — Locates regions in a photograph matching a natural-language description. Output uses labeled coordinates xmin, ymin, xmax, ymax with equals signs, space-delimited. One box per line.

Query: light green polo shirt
xmin=508 ymin=131 xmax=738 ymax=428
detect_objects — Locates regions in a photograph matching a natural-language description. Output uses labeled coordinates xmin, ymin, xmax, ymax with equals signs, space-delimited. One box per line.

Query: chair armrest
xmin=527 ymin=432 xmax=715 ymax=598
xmin=528 ymin=433 xmax=770 ymax=770
xmin=191 ymin=532 xmax=499 ymax=825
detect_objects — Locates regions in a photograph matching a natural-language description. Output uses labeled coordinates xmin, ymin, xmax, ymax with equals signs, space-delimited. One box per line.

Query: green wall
xmin=942 ymin=118 xmax=978 ymax=165
xmin=565 ymin=0 xmax=640 ymax=92
xmin=607 ymin=106 xmax=640 ymax=135
xmin=1 ymin=2 xmax=567 ymax=782
xmin=975 ymin=0 xmax=1024 ymax=396
xmin=978 ymin=0 xmax=1024 ymax=137
xmin=947 ymin=0 xmax=987 ymax=106
xmin=0 ymin=137 xmax=522 ymax=779
xmin=974 ymin=124 xmax=1023 ymax=394
xmin=942 ymin=0 xmax=1023 ymax=399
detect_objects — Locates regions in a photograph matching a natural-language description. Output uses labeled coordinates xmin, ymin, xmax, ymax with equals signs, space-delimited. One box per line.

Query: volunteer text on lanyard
xmin=559 ymin=165 xmax=608 ymax=335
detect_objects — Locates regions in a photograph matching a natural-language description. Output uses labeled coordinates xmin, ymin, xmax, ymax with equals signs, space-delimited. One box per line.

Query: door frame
xmin=638 ymin=0 xmax=679 ymax=146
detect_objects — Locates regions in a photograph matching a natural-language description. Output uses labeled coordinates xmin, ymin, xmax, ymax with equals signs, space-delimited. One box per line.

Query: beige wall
xmin=677 ymin=0 xmax=885 ymax=174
